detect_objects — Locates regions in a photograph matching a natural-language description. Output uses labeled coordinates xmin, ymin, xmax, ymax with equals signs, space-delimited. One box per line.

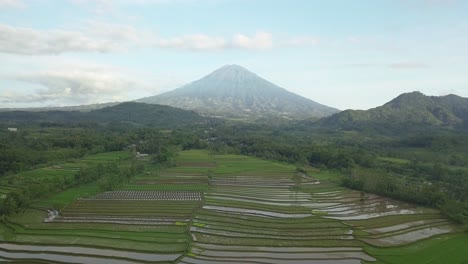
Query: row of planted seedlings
xmin=303 ymin=188 xmax=461 ymax=248
xmin=127 ymin=174 xmax=210 ymax=192
xmin=128 ymin=151 xmax=212 ymax=194
xmin=0 ymin=151 xmax=204 ymax=263
xmin=2 ymin=207 xmax=189 ymax=263
xmin=57 ymin=189 xmax=204 ymax=226
xmin=82 ymin=190 xmax=203 ymax=201
xmin=4 ymin=189 xmax=197 ymax=261
xmin=180 ymin=159 xmax=377 ymax=264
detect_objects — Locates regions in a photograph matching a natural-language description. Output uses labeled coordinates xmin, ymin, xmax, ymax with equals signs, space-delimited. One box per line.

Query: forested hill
xmin=318 ymin=92 xmax=468 ymax=132
xmin=0 ymin=102 xmax=205 ymax=127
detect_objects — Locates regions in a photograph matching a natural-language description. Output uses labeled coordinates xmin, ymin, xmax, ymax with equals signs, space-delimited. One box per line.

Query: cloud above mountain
xmin=0 ymin=22 xmax=318 ymax=55
xmin=2 ymin=68 xmax=137 ymax=105
xmin=1 ymin=0 xmax=467 ymax=109
xmin=0 ymin=0 xmax=26 ymax=8
xmin=0 ymin=22 xmax=149 ymax=55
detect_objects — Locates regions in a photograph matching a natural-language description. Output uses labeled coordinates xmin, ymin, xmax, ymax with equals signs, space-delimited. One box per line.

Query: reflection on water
xmin=203 ymin=205 xmax=311 ymax=218
xmin=365 ymin=225 xmax=455 ymax=246
xmin=181 ymin=257 xmax=366 ymax=264
xmin=0 ymin=243 xmax=181 ymax=263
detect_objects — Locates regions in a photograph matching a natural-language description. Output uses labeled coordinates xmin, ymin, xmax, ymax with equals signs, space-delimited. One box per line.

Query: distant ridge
xmin=137 ymin=65 xmax=339 ymax=119
xmin=319 ymin=91 xmax=468 ymax=130
xmin=0 ymin=102 xmax=205 ymax=127
xmin=0 ymin=102 xmax=119 ymax=112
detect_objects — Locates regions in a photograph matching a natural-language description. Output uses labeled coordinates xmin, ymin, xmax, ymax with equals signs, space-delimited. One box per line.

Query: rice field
xmin=1 ymin=149 xmax=466 ymax=263
xmin=0 ymin=151 xmax=132 ymax=199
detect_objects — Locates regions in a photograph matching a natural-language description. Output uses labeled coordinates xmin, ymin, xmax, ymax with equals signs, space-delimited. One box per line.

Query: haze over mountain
xmin=0 ymin=102 xmax=204 ymax=127
xmin=0 ymin=102 xmax=119 ymax=113
xmin=320 ymin=91 xmax=468 ymax=130
xmin=137 ymin=65 xmax=339 ymax=119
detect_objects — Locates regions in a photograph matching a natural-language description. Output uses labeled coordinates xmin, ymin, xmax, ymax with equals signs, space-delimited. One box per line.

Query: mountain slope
xmin=137 ymin=65 xmax=339 ymax=119
xmin=0 ymin=102 xmax=205 ymax=127
xmin=319 ymin=92 xmax=468 ymax=131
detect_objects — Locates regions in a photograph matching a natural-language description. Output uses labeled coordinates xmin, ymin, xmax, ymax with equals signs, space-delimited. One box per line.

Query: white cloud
xmin=437 ymin=88 xmax=459 ymax=96
xmin=342 ymin=62 xmax=430 ymax=69
xmin=0 ymin=0 xmax=26 ymax=8
xmin=0 ymin=24 xmax=126 ymax=55
xmin=0 ymin=55 xmax=187 ymax=107
xmin=2 ymin=68 xmax=137 ymax=105
xmin=0 ymin=22 xmax=320 ymax=55
xmin=155 ymin=34 xmax=227 ymax=50
xmin=232 ymin=32 xmax=273 ymax=50
xmin=281 ymin=36 xmax=320 ymax=47
xmin=155 ymin=32 xmax=274 ymax=51
xmin=0 ymin=23 xmax=276 ymax=54
xmin=388 ymin=62 xmax=429 ymax=69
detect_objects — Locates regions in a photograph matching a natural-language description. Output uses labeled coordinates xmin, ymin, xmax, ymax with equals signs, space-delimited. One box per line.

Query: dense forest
xmin=1 ymin=117 xmax=467 ymax=226
xmin=0 ymin=123 xmax=203 ymax=214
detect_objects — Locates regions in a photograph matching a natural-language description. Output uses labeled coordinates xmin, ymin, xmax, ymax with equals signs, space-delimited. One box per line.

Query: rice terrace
xmin=0 ymin=149 xmax=466 ymax=264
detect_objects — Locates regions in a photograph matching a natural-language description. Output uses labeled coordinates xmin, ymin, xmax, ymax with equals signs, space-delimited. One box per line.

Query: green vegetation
xmin=0 ymin=151 xmax=138 ymax=214
xmin=0 ymin=148 xmax=467 ymax=263
xmin=365 ymin=233 xmax=468 ymax=264
xmin=33 ymin=184 xmax=100 ymax=209
xmin=0 ymin=97 xmax=467 ymax=263
xmin=0 ymin=102 xmax=205 ymax=127
xmin=320 ymin=91 xmax=468 ymax=131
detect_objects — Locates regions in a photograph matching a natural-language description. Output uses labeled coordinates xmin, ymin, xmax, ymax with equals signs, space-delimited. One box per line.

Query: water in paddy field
xmin=0 ymin=243 xmax=180 ymax=263
xmin=1 ymin=153 xmax=462 ymax=263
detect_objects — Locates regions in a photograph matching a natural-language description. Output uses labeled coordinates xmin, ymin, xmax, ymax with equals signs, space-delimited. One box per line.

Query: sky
xmin=0 ymin=0 xmax=467 ymax=110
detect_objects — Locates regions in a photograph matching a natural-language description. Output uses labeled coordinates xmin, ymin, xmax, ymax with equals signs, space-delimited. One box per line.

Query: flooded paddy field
xmin=1 ymin=150 xmax=466 ymax=263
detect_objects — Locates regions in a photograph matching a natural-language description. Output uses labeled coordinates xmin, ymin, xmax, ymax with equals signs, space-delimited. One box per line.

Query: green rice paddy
xmin=0 ymin=149 xmax=467 ymax=263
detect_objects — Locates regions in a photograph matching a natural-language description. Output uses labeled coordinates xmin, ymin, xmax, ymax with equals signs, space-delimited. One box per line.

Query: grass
xmin=15 ymin=168 xmax=76 ymax=181
xmin=365 ymin=233 xmax=468 ymax=264
xmin=213 ymin=154 xmax=294 ymax=175
xmin=60 ymin=200 xmax=201 ymax=217
xmin=33 ymin=184 xmax=100 ymax=209
xmin=176 ymin=150 xmax=215 ymax=162
xmin=305 ymin=168 xmax=342 ymax=181
xmin=81 ymin=151 xmax=131 ymax=161
xmin=311 ymin=210 xmax=328 ymax=215
xmin=377 ymin=157 xmax=411 ymax=164
xmin=0 ymin=151 xmax=132 ymax=198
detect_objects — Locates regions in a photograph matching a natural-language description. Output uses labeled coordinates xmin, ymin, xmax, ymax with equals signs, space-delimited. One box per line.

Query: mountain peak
xmin=385 ymin=91 xmax=430 ymax=109
xmin=205 ymin=64 xmax=259 ymax=83
xmin=137 ymin=65 xmax=339 ymax=119
xmin=218 ymin=64 xmax=250 ymax=71
xmin=320 ymin=92 xmax=468 ymax=131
